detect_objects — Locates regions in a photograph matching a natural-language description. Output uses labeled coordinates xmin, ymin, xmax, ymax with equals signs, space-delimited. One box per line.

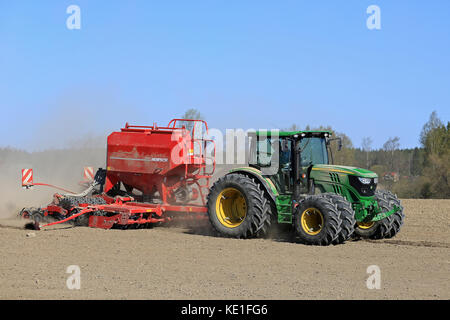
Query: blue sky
xmin=0 ymin=0 xmax=449 ymax=151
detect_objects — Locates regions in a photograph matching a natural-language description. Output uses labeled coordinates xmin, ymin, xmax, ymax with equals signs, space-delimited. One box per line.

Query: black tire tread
xmin=377 ymin=190 xmax=404 ymax=239
xmin=206 ymin=173 xmax=273 ymax=239
xmin=294 ymin=195 xmax=342 ymax=246
xmin=319 ymin=193 xmax=356 ymax=244
xmin=354 ymin=190 xmax=403 ymax=240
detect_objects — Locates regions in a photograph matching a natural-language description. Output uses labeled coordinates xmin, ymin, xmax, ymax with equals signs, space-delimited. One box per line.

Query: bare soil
xmin=0 ymin=199 xmax=449 ymax=300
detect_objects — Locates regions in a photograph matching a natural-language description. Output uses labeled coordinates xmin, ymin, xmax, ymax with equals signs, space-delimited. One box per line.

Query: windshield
xmin=299 ymin=137 xmax=328 ymax=166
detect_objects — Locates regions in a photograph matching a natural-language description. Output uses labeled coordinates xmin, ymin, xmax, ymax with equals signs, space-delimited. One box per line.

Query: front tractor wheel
xmin=293 ymin=195 xmax=342 ymax=246
xmin=207 ymin=173 xmax=273 ymax=239
xmin=319 ymin=193 xmax=356 ymax=244
xmin=354 ymin=190 xmax=404 ymax=239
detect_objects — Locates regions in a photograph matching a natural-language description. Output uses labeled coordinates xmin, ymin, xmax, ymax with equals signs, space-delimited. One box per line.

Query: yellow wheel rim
xmin=356 ymin=221 xmax=376 ymax=230
xmin=301 ymin=208 xmax=324 ymax=235
xmin=215 ymin=187 xmax=247 ymax=228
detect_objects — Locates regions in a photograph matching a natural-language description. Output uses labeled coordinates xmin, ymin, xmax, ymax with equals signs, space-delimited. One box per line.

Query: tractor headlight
xmin=374 ymin=177 xmax=378 ymax=184
xmin=358 ymin=177 xmax=372 ymax=185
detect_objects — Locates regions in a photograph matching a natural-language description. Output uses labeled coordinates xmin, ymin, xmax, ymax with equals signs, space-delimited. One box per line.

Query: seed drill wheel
xmin=28 ymin=210 xmax=45 ymax=227
xmin=207 ymin=173 xmax=273 ymax=238
xmin=293 ymin=195 xmax=342 ymax=246
xmin=354 ymin=190 xmax=404 ymax=239
xmin=19 ymin=208 xmax=32 ymax=219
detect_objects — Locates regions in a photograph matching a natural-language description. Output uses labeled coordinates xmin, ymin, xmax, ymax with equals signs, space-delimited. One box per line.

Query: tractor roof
xmin=252 ymin=130 xmax=332 ymax=137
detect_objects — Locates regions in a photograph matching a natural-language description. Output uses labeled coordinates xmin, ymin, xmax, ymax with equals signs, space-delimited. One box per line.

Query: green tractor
xmin=207 ymin=130 xmax=405 ymax=245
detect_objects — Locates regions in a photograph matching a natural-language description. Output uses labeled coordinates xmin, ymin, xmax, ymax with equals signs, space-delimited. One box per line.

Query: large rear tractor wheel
xmin=319 ymin=193 xmax=356 ymax=244
xmin=354 ymin=190 xmax=404 ymax=239
xmin=207 ymin=173 xmax=273 ymax=239
xmin=293 ymin=195 xmax=342 ymax=246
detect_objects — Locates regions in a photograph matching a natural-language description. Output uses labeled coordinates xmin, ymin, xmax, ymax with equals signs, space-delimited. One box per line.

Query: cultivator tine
xmin=24 ymin=221 xmax=41 ymax=231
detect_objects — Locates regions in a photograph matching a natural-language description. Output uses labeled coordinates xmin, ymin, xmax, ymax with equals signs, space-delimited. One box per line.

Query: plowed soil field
xmin=0 ymin=199 xmax=449 ymax=299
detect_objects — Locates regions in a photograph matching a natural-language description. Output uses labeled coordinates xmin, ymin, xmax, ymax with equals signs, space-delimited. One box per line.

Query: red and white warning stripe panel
xmin=22 ymin=169 xmax=33 ymax=187
xmin=83 ymin=166 xmax=94 ymax=181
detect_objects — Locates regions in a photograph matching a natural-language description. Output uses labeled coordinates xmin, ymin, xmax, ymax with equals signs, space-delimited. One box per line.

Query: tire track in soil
xmin=363 ymin=239 xmax=450 ymax=249
xmin=0 ymin=220 xmax=27 ymax=230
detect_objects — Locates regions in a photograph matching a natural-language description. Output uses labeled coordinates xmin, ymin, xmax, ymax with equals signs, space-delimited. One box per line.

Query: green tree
xmin=411 ymin=147 xmax=425 ymax=176
xmin=420 ymin=111 xmax=443 ymax=148
xmin=417 ymin=112 xmax=449 ymax=198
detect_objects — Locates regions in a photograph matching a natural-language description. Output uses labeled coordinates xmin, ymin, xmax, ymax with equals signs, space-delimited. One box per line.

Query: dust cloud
xmin=0 ymin=87 xmax=146 ymax=218
xmin=0 ymin=145 xmax=106 ymax=219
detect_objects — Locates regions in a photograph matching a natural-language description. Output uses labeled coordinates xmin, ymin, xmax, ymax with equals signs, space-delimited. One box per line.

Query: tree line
xmin=0 ymin=109 xmax=447 ymax=200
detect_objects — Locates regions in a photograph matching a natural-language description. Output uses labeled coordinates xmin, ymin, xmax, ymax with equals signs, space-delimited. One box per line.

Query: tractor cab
xmin=248 ymin=130 xmax=337 ymax=196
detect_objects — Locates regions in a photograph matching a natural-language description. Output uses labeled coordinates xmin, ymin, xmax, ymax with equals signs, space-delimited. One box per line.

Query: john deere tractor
xmin=207 ymin=130 xmax=405 ymax=245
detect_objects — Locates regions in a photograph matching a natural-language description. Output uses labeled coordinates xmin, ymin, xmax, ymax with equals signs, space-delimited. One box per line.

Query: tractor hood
xmin=310 ymin=164 xmax=378 ymax=178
